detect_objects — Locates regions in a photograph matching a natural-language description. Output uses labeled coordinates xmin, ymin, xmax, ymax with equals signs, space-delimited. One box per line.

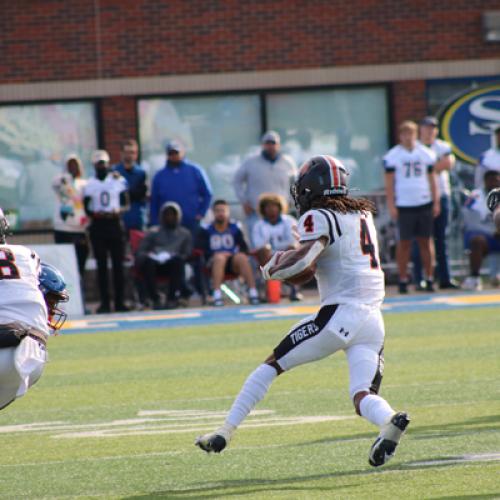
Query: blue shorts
xmin=464 ymin=231 xmax=500 ymax=252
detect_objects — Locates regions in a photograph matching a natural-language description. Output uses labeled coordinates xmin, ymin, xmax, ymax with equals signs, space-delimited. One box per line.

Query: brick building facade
xmin=1 ymin=0 xmax=499 ymax=161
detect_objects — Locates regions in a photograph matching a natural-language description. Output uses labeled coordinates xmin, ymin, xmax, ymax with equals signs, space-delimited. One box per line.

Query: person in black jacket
xmin=136 ymin=202 xmax=192 ymax=309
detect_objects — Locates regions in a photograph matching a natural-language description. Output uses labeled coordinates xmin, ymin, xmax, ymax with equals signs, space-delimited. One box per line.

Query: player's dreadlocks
xmin=311 ymin=195 xmax=376 ymax=215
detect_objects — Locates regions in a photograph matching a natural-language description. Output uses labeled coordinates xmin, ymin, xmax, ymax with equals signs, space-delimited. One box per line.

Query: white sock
xmin=213 ymin=289 xmax=222 ymax=300
xmin=226 ymin=364 xmax=277 ymax=428
xmin=248 ymin=287 xmax=258 ymax=298
xmin=359 ymin=394 xmax=395 ymax=427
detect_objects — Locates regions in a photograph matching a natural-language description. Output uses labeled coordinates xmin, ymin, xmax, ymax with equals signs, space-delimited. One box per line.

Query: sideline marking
xmin=62 ymin=292 xmax=500 ymax=334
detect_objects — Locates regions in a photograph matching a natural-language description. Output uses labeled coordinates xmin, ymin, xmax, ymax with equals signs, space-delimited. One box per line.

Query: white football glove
xmin=260 ymin=251 xmax=284 ymax=280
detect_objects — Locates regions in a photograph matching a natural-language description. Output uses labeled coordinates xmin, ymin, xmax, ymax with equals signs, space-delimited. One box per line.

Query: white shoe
xmin=462 ymin=276 xmax=482 ymax=291
xmin=369 ymin=412 xmax=410 ymax=467
xmin=195 ymin=423 xmax=234 ymax=453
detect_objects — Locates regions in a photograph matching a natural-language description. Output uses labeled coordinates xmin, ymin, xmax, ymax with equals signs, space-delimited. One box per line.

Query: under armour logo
xmin=339 ymin=327 xmax=349 ymax=337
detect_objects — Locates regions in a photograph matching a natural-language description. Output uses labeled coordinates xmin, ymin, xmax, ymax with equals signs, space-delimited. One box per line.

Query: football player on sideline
xmin=0 ymin=209 xmax=69 ymax=411
xmin=487 ymin=187 xmax=500 ymax=232
xmin=195 ymin=156 xmax=410 ymax=467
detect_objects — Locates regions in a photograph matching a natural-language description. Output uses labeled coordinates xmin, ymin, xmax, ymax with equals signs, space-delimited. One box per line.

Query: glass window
xmin=266 ymin=87 xmax=389 ymax=194
xmin=138 ymin=95 xmax=261 ymax=204
xmin=0 ymin=102 xmax=98 ymax=229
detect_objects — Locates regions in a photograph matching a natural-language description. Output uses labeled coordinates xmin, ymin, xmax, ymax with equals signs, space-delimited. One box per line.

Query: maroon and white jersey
xmin=0 ymin=244 xmax=48 ymax=335
xmin=298 ymin=208 xmax=384 ymax=306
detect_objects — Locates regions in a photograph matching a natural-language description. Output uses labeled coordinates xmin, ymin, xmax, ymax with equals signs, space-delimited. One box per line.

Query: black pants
xmin=141 ymin=256 xmax=186 ymax=302
xmin=89 ymin=220 xmax=126 ymax=308
xmin=53 ymin=230 xmax=89 ymax=278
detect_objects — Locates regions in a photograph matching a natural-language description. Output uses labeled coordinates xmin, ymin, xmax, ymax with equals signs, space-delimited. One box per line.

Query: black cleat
xmin=195 ymin=433 xmax=227 ymax=453
xmin=195 ymin=424 xmax=234 ymax=453
xmin=369 ymin=412 xmax=410 ymax=467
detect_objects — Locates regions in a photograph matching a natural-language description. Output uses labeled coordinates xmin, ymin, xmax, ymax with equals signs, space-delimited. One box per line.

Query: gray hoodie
xmin=137 ymin=202 xmax=192 ymax=261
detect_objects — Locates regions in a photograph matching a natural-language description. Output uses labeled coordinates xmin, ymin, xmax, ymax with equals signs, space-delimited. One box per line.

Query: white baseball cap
xmin=91 ymin=149 xmax=110 ymax=164
xmin=261 ymin=130 xmax=281 ymax=144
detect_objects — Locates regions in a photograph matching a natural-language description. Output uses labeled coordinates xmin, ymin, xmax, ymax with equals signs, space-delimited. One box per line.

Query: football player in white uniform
xmin=196 ymin=156 xmax=409 ymax=467
xmin=83 ymin=150 xmax=130 ymax=313
xmin=0 ymin=209 xmax=69 ymax=410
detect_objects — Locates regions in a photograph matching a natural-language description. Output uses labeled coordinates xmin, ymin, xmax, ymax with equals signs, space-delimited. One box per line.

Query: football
xmin=284 ymin=263 xmax=317 ymax=286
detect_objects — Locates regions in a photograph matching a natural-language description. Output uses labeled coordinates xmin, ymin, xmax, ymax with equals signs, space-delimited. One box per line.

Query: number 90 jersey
xmin=0 ymin=244 xmax=49 ymax=335
xmin=298 ymin=209 xmax=384 ymax=306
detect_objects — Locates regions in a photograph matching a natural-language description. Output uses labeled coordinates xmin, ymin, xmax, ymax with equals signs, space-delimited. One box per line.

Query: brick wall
xmin=0 ymin=0 xmax=497 ymax=84
xmin=390 ymin=80 xmax=428 ymax=142
xmin=100 ymin=96 xmax=137 ymax=162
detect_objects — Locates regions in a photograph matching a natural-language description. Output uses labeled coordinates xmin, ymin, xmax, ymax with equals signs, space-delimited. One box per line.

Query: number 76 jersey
xmin=298 ymin=209 xmax=385 ymax=306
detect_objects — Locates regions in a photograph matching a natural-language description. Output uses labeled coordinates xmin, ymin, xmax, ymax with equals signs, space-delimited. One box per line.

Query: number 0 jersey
xmin=298 ymin=209 xmax=384 ymax=306
xmin=0 ymin=244 xmax=49 ymax=335
xmin=83 ymin=173 xmax=127 ymax=213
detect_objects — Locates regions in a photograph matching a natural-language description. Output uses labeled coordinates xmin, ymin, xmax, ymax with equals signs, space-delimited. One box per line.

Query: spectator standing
xmin=136 ymin=202 xmax=192 ymax=310
xmin=52 ymin=154 xmax=89 ymax=278
xmin=150 ymin=141 xmax=212 ymax=236
xmin=233 ymin=131 xmax=297 ymax=242
xmin=252 ymin=193 xmax=301 ymax=301
xmin=113 ymin=139 xmax=147 ymax=232
xmin=83 ymin=150 xmax=130 ymax=313
xmin=197 ymin=200 xmax=259 ymax=307
xmin=384 ymin=121 xmax=440 ymax=294
xmin=475 ymin=125 xmax=500 ymax=187
xmin=412 ymin=116 xmax=458 ymax=289
xmin=462 ymin=170 xmax=500 ymax=291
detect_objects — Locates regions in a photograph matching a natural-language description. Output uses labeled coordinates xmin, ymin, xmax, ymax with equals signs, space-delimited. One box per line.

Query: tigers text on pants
xmin=273 ymin=303 xmax=385 ymax=398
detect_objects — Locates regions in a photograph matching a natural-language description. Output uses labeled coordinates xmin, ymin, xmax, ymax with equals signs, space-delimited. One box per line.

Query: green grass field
xmin=0 ymin=307 xmax=498 ymax=499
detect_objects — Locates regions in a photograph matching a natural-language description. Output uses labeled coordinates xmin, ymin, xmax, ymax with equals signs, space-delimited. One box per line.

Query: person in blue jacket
xmin=150 ymin=141 xmax=213 ymax=236
xmin=113 ymin=139 xmax=147 ymax=233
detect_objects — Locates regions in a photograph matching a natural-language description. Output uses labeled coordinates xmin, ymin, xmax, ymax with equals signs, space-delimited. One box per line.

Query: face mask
xmin=95 ymin=166 xmax=108 ymax=180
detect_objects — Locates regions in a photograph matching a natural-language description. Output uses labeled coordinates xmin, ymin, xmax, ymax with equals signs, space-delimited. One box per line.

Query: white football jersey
xmin=419 ymin=139 xmax=453 ymax=196
xmin=0 ymin=245 xmax=48 ymax=335
xmin=298 ymin=208 xmax=384 ymax=306
xmin=252 ymin=214 xmax=297 ymax=251
xmin=383 ymin=144 xmax=437 ymax=207
xmin=83 ymin=173 xmax=127 ymax=212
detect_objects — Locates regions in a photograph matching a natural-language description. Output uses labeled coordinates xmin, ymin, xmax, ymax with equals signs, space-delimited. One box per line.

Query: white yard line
xmin=406 ymin=452 xmax=500 ymax=467
xmin=53 ymin=415 xmax=355 ymax=439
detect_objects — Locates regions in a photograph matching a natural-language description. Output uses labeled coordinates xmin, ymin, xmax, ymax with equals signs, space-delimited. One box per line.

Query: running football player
xmin=0 ymin=208 xmax=69 ymax=410
xmin=195 ymin=156 xmax=410 ymax=467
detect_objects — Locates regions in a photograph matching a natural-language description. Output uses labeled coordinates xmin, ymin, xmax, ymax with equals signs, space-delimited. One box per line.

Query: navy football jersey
xmin=198 ymin=221 xmax=248 ymax=258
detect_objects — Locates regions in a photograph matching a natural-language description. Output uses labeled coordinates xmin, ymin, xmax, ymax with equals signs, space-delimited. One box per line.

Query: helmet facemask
xmin=45 ymin=291 xmax=69 ymax=331
xmin=0 ymin=211 xmax=11 ymax=244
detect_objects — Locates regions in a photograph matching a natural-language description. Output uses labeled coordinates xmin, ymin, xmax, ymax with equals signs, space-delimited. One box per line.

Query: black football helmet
xmin=291 ymin=155 xmax=349 ymax=214
xmin=0 ymin=208 xmax=10 ymax=244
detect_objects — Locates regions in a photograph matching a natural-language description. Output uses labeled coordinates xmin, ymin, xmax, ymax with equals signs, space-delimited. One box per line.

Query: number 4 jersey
xmin=298 ymin=209 xmax=384 ymax=306
xmin=0 ymin=244 xmax=49 ymax=335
